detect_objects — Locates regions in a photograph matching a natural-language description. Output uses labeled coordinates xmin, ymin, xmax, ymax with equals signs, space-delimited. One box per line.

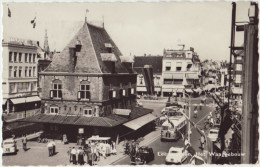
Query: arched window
xmin=78 ymin=80 xmax=90 ymax=100
xmin=51 ymin=79 xmax=62 ymax=99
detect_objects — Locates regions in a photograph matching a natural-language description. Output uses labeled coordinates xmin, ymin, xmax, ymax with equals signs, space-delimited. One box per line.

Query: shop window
xmin=50 ymin=107 xmax=59 ymax=114
xmin=50 ymin=80 xmax=62 ymax=99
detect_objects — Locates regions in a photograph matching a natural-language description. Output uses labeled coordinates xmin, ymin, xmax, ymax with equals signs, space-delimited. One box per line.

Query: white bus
xmin=161 ymin=110 xmax=187 ymax=141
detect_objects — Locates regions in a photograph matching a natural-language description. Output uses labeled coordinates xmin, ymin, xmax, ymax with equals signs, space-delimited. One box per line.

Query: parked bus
xmin=161 ymin=110 xmax=187 ymax=141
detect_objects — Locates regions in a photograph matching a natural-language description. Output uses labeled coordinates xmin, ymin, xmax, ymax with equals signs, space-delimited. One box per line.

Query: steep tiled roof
xmin=133 ymin=56 xmax=163 ymax=74
xmin=44 ymin=22 xmax=131 ymax=74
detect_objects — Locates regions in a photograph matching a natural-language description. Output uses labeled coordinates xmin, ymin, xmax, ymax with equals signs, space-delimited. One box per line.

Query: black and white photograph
xmin=1 ymin=1 xmax=259 ymax=165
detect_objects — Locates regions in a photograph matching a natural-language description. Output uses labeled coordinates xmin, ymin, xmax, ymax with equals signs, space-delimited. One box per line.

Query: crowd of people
xmin=67 ymin=140 xmax=117 ymax=165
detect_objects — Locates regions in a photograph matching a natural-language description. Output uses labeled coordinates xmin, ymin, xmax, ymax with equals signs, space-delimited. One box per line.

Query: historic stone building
xmin=22 ymin=20 xmax=155 ymax=142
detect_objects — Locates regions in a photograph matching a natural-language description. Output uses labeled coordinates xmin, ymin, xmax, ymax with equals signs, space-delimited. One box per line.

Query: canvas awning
xmin=186 ymin=74 xmax=199 ymax=79
xmin=172 ymin=74 xmax=183 ymax=79
xmin=163 ymin=73 xmax=173 ymax=79
xmin=123 ymin=114 xmax=157 ymax=130
xmin=2 ymin=99 xmax=7 ymax=105
xmin=10 ymin=96 xmax=41 ymax=105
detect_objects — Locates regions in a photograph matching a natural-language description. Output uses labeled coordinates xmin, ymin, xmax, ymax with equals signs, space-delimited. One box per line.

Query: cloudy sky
xmin=2 ymin=1 xmax=250 ymax=61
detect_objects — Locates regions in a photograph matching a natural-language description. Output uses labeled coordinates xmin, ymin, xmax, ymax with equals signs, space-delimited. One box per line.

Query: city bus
xmin=161 ymin=110 xmax=187 ymax=141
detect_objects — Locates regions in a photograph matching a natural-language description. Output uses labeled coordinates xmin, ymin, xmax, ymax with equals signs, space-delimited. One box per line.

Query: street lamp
xmin=183 ymin=89 xmax=191 ymax=143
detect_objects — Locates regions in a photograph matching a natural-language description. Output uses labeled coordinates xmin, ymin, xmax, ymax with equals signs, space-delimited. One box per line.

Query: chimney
xmin=69 ymin=47 xmax=77 ymax=72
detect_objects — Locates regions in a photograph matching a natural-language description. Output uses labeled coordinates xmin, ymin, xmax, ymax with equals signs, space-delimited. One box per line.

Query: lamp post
xmin=183 ymin=89 xmax=191 ymax=143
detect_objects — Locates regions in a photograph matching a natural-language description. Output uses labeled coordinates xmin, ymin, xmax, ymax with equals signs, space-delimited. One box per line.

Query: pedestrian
xmin=67 ymin=147 xmax=72 ymax=163
xmin=87 ymin=148 xmax=93 ymax=166
xmin=200 ymin=102 xmax=203 ymax=110
xmin=111 ymin=141 xmax=117 ymax=155
xmin=194 ymin=109 xmax=198 ymax=118
xmin=47 ymin=141 xmax=53 ymax=157
xmin=200 ymin=135 xmax=205 ymax=150
xmin=52 ymin=139 xmax=56 ymax=155
xmin=71 ymin=147 xmax=77 ymax=165
xmin=77 ymin=147 xmax=85 ymax=165
xmin=184 ymin=138 xmax=190 ymax=147
xmin=22 ymin=135 xmax=27 ymax=151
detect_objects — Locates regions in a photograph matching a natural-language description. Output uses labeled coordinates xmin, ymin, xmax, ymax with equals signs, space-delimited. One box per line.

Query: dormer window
xmin=105 ymin=43 xmax=113 ymax=53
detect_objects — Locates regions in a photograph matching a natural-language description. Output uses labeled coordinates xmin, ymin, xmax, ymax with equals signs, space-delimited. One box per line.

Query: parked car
xmin=165 ymin=146 xmax=188 ymax=164
xmin=2 ymin=138 xmax=17 ymax=155
xmin=130 ymin=146 xmax=154 ymax=165
xmin=208 ymin=128 xmax=220 ymax=142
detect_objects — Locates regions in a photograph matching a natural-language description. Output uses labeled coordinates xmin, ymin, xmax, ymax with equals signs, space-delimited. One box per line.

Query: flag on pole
xmin=31 ymin=17 xmax=36 ymax=28
xmin=8 ymin=6 xmax=11 ymax=17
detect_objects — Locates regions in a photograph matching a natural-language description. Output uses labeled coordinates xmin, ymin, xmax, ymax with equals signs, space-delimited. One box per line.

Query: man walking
xmin=51 ymin=140 xmax=56 ymax=155
xmin=71 ymin=147 xmax=77 ymax=165
xmin=47 ymin=141 xmax=53 ymax=157
xmin=22 ymin=135 xmax=27 ymax=151
xmin=200 ymin=135 xmax=205 ymax=150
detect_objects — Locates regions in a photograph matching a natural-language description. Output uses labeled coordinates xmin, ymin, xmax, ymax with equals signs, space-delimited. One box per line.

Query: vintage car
xmin=165 ymin=146 xmax=188 ymax=164
xmin=130 ymin=146 xmax=154 ymax=165
xmin=2 ymin=138 xmax=17 ymax=155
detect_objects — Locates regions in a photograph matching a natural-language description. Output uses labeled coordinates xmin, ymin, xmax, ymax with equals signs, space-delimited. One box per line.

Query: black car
xmin=130 ymin=146 xmax=155 ymax=165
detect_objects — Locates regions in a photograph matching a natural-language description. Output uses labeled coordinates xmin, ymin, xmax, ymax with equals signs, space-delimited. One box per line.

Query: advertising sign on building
xmin=78 ymin=128 xmax=84 ymax=134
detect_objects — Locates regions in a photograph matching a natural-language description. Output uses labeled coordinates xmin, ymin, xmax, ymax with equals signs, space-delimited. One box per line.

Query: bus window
xmin=162 ymin=126 xmax=168 ymax=130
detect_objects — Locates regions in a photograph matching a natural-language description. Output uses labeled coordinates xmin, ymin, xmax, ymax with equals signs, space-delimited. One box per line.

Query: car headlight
xmin=171 ymin=158 xmax=174 ymax=162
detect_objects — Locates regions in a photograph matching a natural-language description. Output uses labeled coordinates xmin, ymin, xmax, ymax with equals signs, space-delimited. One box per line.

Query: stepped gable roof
xmin=45 ymin=22 xmax=129 ymax=74
xmin=133 ymin=56 xmax=162 ymax=74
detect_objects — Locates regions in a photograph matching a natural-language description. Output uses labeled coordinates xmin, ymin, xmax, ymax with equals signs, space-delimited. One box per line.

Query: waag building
xmin=21 ymin=19 xmax=156 ymax=142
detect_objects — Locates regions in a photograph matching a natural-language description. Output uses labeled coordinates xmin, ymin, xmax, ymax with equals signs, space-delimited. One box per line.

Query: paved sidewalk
xmin=97 ymin=128 xmax=161 ymax=165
